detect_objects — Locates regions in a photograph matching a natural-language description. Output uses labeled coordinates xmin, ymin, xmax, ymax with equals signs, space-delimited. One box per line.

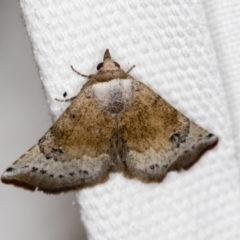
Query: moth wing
xmin=1 ymin=90 xmax=115 ymax=193
xmin=119 ymin=81 xmax=218 ymax=182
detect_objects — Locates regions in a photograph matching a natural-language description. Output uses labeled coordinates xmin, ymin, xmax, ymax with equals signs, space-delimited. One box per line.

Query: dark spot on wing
xmin=46 ymin=147 xmax=64 ymax=161
xmin=31 ymin=167 xmax=38 ymax=172
xmin=206 ymin=133 xmax=214 ymax=138
xmin=59 ymin=175 xmax=64 ymax=178
xmin=163 ymin=164 xmax=168 ymax=168
xmin=52 ymin=147 xmax=63 ymax=154
xmin=150 ymin=165 xmax=155 ymax=170
xmin=40 ymin=170 xmax=47 ymax=174
xmin=169 ymin=132 xmax=186 ymax=148
xmin=169 ymin=133 xmax=180 ymax=141
xmin=6 ymin=167 xmax=14 ymax=172
xmin=69 ymin=172 xmax=75 ymax=176
xmin=39 ymin=136 xmax=46 ymax=144
xmin=63 ymin=92 xmax=67 ymax=97
xmin=70 ymin=114 xmax=76 ymax=120
xmin=22 ymin=165 xmax=29 ymax=169
xmin=170 ymin=133 xmax=179 ymax=139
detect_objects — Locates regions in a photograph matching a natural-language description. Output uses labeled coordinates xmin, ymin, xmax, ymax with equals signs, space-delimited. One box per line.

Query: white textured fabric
xmin=20 ymin=0 xmax=240 ymax=240
xmin=203 ymin=0 xmax=240 ymax=160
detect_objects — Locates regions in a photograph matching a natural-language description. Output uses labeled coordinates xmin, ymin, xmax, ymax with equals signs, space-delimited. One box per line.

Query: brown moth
xmin=1 ymin=49 xmax=218 ymax=194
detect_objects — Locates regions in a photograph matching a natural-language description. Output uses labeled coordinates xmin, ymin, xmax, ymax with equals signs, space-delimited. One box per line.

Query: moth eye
xmin=114 ymin=62 xmax=120 ymax=68
xmin=97 ymin=62 xmax=104 ymax=70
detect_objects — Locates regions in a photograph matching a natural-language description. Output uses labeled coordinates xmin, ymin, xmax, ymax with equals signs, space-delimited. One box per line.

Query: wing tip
xmin=173 ymin=133 xmax=219 ymax=171
xmin=205 ymin=133 xmax=219 ymax=150
xmin=1 ymin=177 xmax=36 ymax=192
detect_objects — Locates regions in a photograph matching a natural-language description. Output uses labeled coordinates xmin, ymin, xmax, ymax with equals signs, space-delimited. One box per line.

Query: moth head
xmin=96 ymin=49 xmax=121 ymax=71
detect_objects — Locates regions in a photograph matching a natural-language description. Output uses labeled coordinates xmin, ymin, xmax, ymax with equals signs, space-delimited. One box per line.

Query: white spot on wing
xmin=92 ymin=79 xmax=133 ymax=110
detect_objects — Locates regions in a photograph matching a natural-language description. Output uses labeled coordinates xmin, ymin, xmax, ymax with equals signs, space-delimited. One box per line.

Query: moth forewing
xmin=1 ymin=49 xmax=218 ymax=194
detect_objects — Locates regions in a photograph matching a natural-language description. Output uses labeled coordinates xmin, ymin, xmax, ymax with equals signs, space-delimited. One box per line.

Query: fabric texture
xmin=19 ymin=0 xmax=240 ymax=239
xmin=203 ymin=0 xmax=240 ymax=160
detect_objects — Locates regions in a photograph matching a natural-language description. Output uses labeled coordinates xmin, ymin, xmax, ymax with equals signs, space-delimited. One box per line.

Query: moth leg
xmin=55 ymin=65 xmax=88 ymax=102
xmin=55 ymin=96 xmax=77 ymax=102
xmin=126 ymin=65 xmax=136 ymax=74
xmin=71 ymin=65 xmax=89 ymax=78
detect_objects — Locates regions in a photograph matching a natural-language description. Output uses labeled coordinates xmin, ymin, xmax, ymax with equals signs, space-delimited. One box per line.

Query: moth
xmin=1 ymin=49 xmax=218 ymax=194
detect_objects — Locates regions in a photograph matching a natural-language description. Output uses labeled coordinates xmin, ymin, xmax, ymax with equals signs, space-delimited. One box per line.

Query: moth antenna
xmin=70 ymin=65 xmax=89 ymax=78
xmin=55 ymin=96 xmax=77 ymax=102
xmin=126 ymin=65 xmax=136 ymax=74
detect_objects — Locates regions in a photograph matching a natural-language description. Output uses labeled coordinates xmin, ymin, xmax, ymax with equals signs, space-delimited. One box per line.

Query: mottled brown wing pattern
xmin=1 ymin=49 xmax=218 ymax=194
xmin=1 ymin=90 xmax=115 ymax=193
xmin=119 ymin=81 xmax=218 ymax=182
